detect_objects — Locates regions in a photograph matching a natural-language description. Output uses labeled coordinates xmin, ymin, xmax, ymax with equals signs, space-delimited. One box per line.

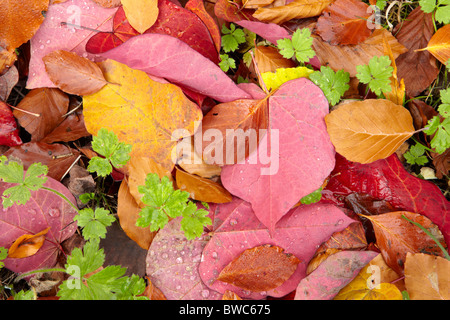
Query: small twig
xmin=9 ymin=105 xmax=40 ymax=117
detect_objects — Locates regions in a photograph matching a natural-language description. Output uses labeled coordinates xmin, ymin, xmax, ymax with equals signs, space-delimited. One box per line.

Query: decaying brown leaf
xmin=217 ymin=244 xmax=300 ymax=292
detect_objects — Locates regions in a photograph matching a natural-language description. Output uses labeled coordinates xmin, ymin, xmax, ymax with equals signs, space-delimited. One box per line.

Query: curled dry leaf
xmin=362 ymin=211 xmax=448 ymax=275
xmin=175 ymin=168 xmax=232 ymax=203
xmin=404 ymin=252 xmax=450 ymax=300
xmin=316 ymin=0 xmax=372 ymax=45
xmin=13 ymin=88 xmax=69 ymax=142
xmin=421 ymin=24 xmax=450 ymax=65
xmin=253 ymin=0 xmax=333 ymax=24
xmin=382 ymin=33 xmax=405 ymax=106
xmin=7 ymin=227 xmax=51 ymax=259
xmin=325 ymin=99 xmax=415 ymax=164
xmin=217 ymin=244 xmax=301 ymax=292
xmin=43 ymin=50 xmax=108 ymax=96
xmin=121 ymin=0 xmax=159 ymax=34
xmin=0 ymin=65 xmax=18 ymax=101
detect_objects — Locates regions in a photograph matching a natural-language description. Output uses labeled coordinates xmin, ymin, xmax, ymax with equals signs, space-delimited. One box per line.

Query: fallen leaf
xmin=121 ymin=0 xmax=159 ymax=34
xmin=26 ymin=0 xmax=118 ymax=89
xmin=146 ymin=216 xmax=222 ymax=300
xmin=404 ymin=252 xmax=450 ymax=300
xmin=254 ymin=45 xmax=297 ymax=74
xmin=325 ymin=99 xmax=415 ymax=164
xmin=421 ymin=24 xmax=450 ymax=65
xmin=199 ymin=198 xmax=354 ymax=299
xmin=362 ymin=211 xmax=447 ymax=275
xmin=42 ymin=50 xmax=108 ymax=95
xmin=382 ymin=34 xmax=405 ymax=105
xmin=295 ymin=250 xmax=378 ymax=300
xmin=217 ymin=244 xmax=300 ymax=291
xmin=117 ymin=179 xmax=156 ymax=250
xmin=334 ymin=254 xmax=403 ymax=300
xmin=0 ymin=65 xmax=18 ymax=101
xmin=432 ymin=149 xmax=450 ymax=179
xmin=175 ymin=168 xmax=232 ymax=203
xmin=0 ymin=101 xmax=22 ymax=147
xmin=13 ymin=88 xmax=69 ymax=142
xmin=143 ymin=276 xmax=167 ymax=300
xmin=214 ymin=0 xmax=257 ymax=23
xmin=393 ymin=7 xmax=439 ymax=96
xmin=83 ymin=59 xmax=202 ymax=172
xmin=253 ymin=0 xmax=333 ymax=24
xmin=316 ymin=0 xmax=372 ymax=45
xmin=100 ymin=34 xmax=250 ymax=103
xmin=40 ymin=108 xmax=91 ymax=144
xmin=8 ymin=227 xmax=51 ymax=259
xmin=222 ymin=290 xmax=242 ymax=300
xmin=0 ymin=0 xmax=49 ymax=72
xmin=4 ymin=142 xmax=81 ymax=181
xmin=313 ymin=28 xmax=407 ymax=77
xmin=235 ymin=20 xmax=291 ymax=45
xmin=0 ymin=176 xmax=78 ymax=273
xmin=91 ymin=0 xmax=122 ymax=7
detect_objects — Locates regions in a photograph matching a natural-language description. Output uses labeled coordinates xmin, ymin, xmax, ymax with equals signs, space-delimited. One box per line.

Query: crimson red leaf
xmin=221 ymin=78 xmax=335 ymax=234
xmin=321 ymin=153 xmax=450 ymax=248
xmin=199 ymin=198 xmax=354 ymax=299
xmin=0 ymin=101 xmax=22 ymax=147
xmin=0 ymin=176 xmax=78 ymax=274
xmin=100 ymin=33 xmax=251 ymax=102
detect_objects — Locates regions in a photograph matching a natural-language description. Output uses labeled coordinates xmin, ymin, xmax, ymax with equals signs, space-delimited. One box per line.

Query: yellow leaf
xmin=261 ymin=66 xmax=313 ymax=91
xmin=382 ymin=33 xmax=405 ymax=106
xmin=253 ymin=0 xmax=333 ymax=24
xmin=419 ymin=24 xmax=450 ymax=65
xmin=404 ymin=253 xmax=450 ymax=300
xmin=121 ymin=0 xmax=159 ymax=34
xmin=83 ymin=59 xmax=202 ymax=172
xmin=8 ymin=227 xmax=50 ymax=259
xmin=334 ymin=254 xmax=403 ymax=300
xmin=325 ymin=99 xmax=415 ymax=163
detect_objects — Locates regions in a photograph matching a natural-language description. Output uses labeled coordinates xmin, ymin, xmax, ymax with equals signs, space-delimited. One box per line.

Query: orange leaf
xmin=222 ymin=290 xmax=242 ymax=300
xmin=325 ymin=99 xmax=415 ymax=163
xmin=421 ymin=24 xmax=450 ymax=65
xmin=316 ymin=0 xmax=373 ymax=45
xmin=121 ymin=0 xmax=159 ymax=34
xmin=217 ymin=244 xmax=300 ymax=291
xmin=254 ymin=45 xmax=297 ymax=74
xmin=8 ymin=227 xmax=51 ymax=259
xmin=43 ymin=50 xmax=108 ymax=96
xmin=382 ymin=33 xmax=405 ymax=105
xmin=175 ymin=168 xmax=232 ymax=203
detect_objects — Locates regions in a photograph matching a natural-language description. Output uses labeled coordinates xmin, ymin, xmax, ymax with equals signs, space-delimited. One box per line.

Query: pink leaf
xmin=100 ymin=33 xmax=251 ymax=102
xmin=235 ymin=20 xmax=290 ymax=45
xmin=27 ymin=0 xmax=118 ymax=89
xmin=294 ymin=250 xmax=378 ymax=300
xmin=221 ymin=78 xmax=335 ymax=234
xmin=0 ymin=177 xmax=78 ymax=274
xmin=198 ymin=198 xmax=354 ymax=299
xmin=146 ymin=217 xmax=222 ymax=300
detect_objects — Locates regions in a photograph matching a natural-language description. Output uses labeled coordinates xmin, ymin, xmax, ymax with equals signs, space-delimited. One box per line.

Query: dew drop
xmin=46 ymin=40 xmax=51 ymax=44
xmin=201 ymin=289 xmax=210 ymax=298
xmin=48 ymin=208 xmax=60 ymax=217
xmin=211 ymin=251 xmax=218 ymax=259
xmin=336 ymin=219 xmax=344 ymax=225
xmin=161 ymin=252 xmax=168 ymax=259
xmin=39 ymin=45 xmax=45 ymax=50
xmin=229 ymin=219 xmax=237 ymax=226
xmin=176 ymin=285 xmax=181 ymax=290
xmin=176 ymin=257 xmax=183 ymax=264
xmin=27 ymin=209 xmax=37 ymax=215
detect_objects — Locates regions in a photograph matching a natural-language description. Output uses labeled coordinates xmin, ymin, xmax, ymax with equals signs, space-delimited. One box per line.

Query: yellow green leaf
xmin=261 ymin=66 xmax=313 ymax=91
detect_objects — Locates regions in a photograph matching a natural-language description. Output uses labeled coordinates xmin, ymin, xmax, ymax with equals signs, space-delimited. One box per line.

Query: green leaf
xmin=277 ymin=28 xmax=315 ymax=64
xmin=404 ymin=143 xmax=429 ymax=165
xmin=309 ymin=66 xmax=350 ymax=106
xmin=0 ymin=156 xmax=48 ymax=208
xmin=221 ymin=23 xmax=246 ymax=53
xmin=0 ymin=246 xmax=7 ymax=269
xmin=419 ymin=0 xmax=437 ymax=12
xmin=299 ymin=187 xmax=323 ymax=204
xmin=421 ymin=0 xmax=450 ymax=23
xmin=13 ymin=289 xmax=35 ymax=300
xmin=438 ymin=88 xmax=450 ymax=118
xmin=180 ymin=203 xmax=211 ymax=240
xmin=79 ymin=192 xmax=96 ymax=204
xmin=219 ymin=53 xmax=236 ymax=72
xmin=356 ymin=56 xmax=393 ymax=96
xmin=74 ymin=208 xmax=116 ymax=240
xmin=116 ymin=274 xmax=148 ymax=300
xmin=87 ymin=157 xmax=112 ymax=177
xmin=425 ymin=116 xmax=450 ymax=154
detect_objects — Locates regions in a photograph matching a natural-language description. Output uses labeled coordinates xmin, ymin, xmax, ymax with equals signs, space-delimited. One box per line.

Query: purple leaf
xmin=221 ymin=78 xmax=335 ymax=234
xmin=146 ymin=217 xmax=222 ymax=300
xmin=294 ymin=250 xmax=378 ymax=300
xmin=198 ymin=198 xmax=354 ymax=299
xmin=0 ymin=177 xmax=78 ymax=274
xmin=100 ymin=33 xmax=251 ymax=102
xmin=27 ymin=0 xmax=117 ymax=89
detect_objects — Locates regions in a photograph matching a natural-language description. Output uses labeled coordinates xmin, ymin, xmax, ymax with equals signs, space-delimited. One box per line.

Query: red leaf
xmin=321 ymin=153 xmax=450 ymax=248
xmin=0 ymin=101 xmax=22 ymax=147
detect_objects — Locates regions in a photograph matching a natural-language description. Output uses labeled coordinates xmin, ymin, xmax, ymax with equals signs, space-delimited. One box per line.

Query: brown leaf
xmin=117 ymin=179 xmax=156 ymax=250
xmin=254 ymin=45 xmax=297 ymax=74
xmin=316 ymin=0 xmax=372 ymax=45
xmin=40 ymin=108 xmax=91 ymax=144
xmin=8 ymin=227 xmax=50 ymax=259
xmin=253 ymin=0 xmax=333 ymax=24
xmin=222 ymin=290 xmax=242 ymax=300
xmin=43 ymin=50 xmax=108 ymax=96
xmin=393 ymin=7 xmax=439 ymax=97
xmin=4 ymin=142 xmax=81 ymax=181
xmin=13 ymin=88 xmax=69 ymax=142
xmin=143 ymin=276 xmax=167 ymax=300
xmin=313 ymin=28 xmax=407 ymax=77
xmin=0 ymin=65 xmax=18 ymax=101
xmin=175 ymin=168 xmax=232 ymax=203
xmin=404 ymin=252 xmax=450 ymax=300
xmin=432 ymin=149 xmax=450 ymax=179
xmin=362 ymin=211 xmax=448 ymax=275
xmin=90 ymin=0 xmax=121 ymax=8
xmin=217 ymin=244 xmax=300 ymax=292
xmin=325 ymin=99 xmax=415 ymax=163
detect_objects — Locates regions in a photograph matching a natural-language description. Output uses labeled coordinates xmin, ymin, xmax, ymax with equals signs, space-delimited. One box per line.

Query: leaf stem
xmin=400 ymin=214 xmax=450 ymax=260
xmin=15 ymin=267 xmax=67 ymax=282
xmin=41 ymin=186 xmax=79 ymax=212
